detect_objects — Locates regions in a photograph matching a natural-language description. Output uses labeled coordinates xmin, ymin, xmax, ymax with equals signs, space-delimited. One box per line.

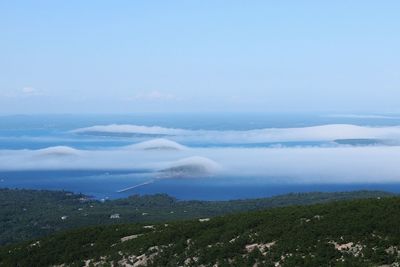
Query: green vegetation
xmin=0 ymin=188 xmax=393 ymax=246
xmin=2 ymin=197 xmax=400 ymax=266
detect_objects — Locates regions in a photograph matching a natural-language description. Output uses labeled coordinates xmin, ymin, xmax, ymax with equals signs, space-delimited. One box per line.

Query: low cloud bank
xmin=159 ymin=156 xmax=221 ymax=178
xmin=36 ymin=146 xmax=80 ymax=157
xmin=126 ymin=138 xmax=187 ymax=151
xmin=324 ymin=114 xmax=400 ymax=120
xmin=71 ymin=124 xmax=400 ymax=144
xmin=1 ymin=142 xmax=400 ymax=184
xmin=72 ymin=124 xmax=187 ymax=136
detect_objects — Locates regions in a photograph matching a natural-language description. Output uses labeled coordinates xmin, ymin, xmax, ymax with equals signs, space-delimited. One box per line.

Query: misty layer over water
xmin=1 ymin=113 xmax=400 ymax=200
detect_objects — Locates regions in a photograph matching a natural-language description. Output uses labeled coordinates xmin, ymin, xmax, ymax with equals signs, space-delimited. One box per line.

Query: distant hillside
xmin=2 ymin=197 xmax=400 ymax=266
xmin=0 ymin=188 xmax=394 ymax=246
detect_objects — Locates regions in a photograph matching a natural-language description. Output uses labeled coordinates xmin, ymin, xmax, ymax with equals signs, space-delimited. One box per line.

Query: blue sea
xmin=1 ymin=113 xmax=400 ymax=200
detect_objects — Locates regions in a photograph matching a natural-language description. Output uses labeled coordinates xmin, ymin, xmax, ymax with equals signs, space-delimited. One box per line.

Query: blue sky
xmin=0 ymin=1 xmax=399 ymax=114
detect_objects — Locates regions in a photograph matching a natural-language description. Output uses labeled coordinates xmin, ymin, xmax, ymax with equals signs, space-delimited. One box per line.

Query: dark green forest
xmin=1 ymin=195 xmax=400 ymax=266
xmin=0 ymin=188 xmax=393 ymax=246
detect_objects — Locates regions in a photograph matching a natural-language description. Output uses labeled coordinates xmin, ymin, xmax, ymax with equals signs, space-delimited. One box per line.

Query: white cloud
xmin=1 ymin=87 xmax=43 ymax=98
xmin=21 ymin=87 xmax=37 ymax=94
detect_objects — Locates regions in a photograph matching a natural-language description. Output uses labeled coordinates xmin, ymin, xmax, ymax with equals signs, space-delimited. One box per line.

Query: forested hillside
xmin=0 ymin=189 xmax=392 ymax=245
xmin=0 ymin=188 xmax=393 ymax=245
xmin=2 ymin=197 xmax=400 ymax=266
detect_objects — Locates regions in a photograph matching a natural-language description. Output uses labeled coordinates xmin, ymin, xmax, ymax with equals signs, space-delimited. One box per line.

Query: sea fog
xmin=1 ymin=113 xmax=400 ymax=200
